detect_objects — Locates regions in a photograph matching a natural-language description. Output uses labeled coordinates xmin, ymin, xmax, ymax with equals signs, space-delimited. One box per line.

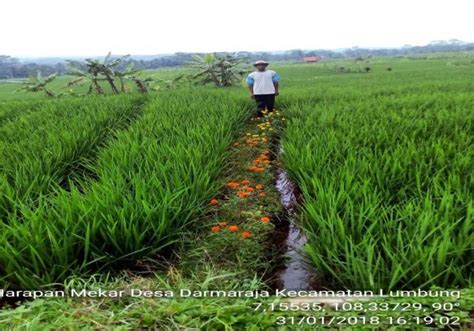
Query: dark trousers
xmin=254 ymin=94 xmax=275 ymax=116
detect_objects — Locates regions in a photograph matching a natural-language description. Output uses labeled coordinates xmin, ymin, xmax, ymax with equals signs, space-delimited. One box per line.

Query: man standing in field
xmin=246 ymin=60 xmax=280 ymax=117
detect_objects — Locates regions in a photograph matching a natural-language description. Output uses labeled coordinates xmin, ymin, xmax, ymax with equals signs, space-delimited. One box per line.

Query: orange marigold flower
xmin=227 ymin=182 xmax=240 ymax=189
xmin=211 ymin=226 xmax=221 ymax=232
xmin=244 ymin=186 xmax=255 ymax=192
xmin=255 ymin=184 xmax=264 ymax=190
xmin=237 ymin=191 xmax=250 ymax=198
xmin=263 ymin=160 xmax=271 ymax=164
xmin=248 ymin=166 xmax=258 ymax=171
xmin=241 ymin=179 xmax=250 ymax=185
xmin=261 ymin=216 xmax=270 ymax=223
xmin=228 ymin=225 xmax=239 ymax=232
xmin=209 ymin=198 xmax=219 ymax=205
xmin=255 ymin=167 xmax=265 ymax=172
xmin=241 ymin=230 xmax=251 ymax=238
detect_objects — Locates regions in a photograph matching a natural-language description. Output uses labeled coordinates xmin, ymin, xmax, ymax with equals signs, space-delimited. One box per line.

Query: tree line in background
xmin=1 ymin=40 xmax=473 ymax=79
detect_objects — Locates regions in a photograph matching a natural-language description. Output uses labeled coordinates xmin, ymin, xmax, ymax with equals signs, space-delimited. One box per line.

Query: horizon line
xmin=6 ymin=39 xmax=473 ymax=59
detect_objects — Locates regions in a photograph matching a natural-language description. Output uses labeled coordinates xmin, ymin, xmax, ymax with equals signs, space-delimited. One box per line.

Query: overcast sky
xmin=1 ymin=0 xmax=472 ymax=57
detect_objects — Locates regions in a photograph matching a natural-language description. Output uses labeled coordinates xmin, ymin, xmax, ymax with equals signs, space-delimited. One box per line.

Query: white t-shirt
xmin=246 ymin=70 xmax=280 ymax=95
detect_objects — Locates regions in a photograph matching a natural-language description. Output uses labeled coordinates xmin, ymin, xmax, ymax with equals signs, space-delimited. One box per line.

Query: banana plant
xmin=16 ymin=72 xmax=60 ymax=98
xmin=66 ymin=53 xmax=129 ymax=95
xmin=66 ymin=60 xmax=106 ymax=95
xmin=113 ymin=62 xmax=155 ymax=94
xmin=189 ymin=54 xmax=220 ymax=86
xmin=113 ymin=62 xmax=141 ymax=93
xmin=100 ymin=52 xmax=130 ymax=94
xmin=130 ymin=76 xmax=154 ymax=94
xmin=189 ymin=53 xmax=245 ymax=87
xmin=154 ymin=74 xmax=188 ymax=90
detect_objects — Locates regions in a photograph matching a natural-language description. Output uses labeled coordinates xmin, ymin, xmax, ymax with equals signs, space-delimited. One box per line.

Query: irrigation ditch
xmin=264 ymin=125 xmax=324 ymax=293
xmin=264 ymin=112 xmax=386 ymax=310
xmin=272 ymin=164 xmax=319 ymax=291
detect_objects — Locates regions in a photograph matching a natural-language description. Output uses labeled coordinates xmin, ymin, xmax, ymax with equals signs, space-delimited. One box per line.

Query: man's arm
xmin=246 ymin=75 xmax=255 ymax=98
xmin=272 ymin=72 xmax=280 ymax=96
xmin=273 ymin=82 xmax=279 ymax=96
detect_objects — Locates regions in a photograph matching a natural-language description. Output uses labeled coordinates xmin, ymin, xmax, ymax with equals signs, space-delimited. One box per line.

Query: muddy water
xmin=274 ymin=167 xmax=318 ymax=290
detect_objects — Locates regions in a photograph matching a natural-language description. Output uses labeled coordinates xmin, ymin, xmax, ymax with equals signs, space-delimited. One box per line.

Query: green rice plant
xmin=0 ymin=88 xmax=249 ymax=289
xmin=0 ymin=95 xmax=145 ymax=220
xmin=282 ymin=76 xmax=473 ymax=290
xmin=0 ymin=99 xmax=46 ymax=126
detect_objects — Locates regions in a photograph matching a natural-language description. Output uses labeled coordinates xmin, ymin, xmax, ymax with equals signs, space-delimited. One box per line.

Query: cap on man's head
xmin=254 ymin=60 xmax=269 ymax=66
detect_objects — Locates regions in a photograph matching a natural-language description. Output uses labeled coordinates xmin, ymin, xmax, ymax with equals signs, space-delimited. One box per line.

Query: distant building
xmin=303 ymin=56 xmax=321 ymax=63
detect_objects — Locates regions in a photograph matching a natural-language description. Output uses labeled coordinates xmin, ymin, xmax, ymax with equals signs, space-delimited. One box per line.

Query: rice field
xmin=280 ymin=56 xmax=473 ymax=291
xmin=0 ymin=88 xmax=249 ymax=289
xmin=1 ymin=95 xmax=145 ymax=218
xmin=0 ymin=54 xmax=473 ymax=328
xmin=282 ymin=84 xmax=473 ymax=290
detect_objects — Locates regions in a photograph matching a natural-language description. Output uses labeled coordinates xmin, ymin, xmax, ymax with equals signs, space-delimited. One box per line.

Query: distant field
xmin=2 ymin=52 xmax=473 ymax=101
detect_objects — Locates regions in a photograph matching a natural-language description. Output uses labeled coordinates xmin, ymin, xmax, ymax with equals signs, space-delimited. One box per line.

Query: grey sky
xmin=1 ymin=0 xmax=472 ymax=56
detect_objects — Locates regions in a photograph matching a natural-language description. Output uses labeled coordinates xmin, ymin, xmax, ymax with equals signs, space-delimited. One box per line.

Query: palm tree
xmin=16 ymin=72 xmax=60 ymax=97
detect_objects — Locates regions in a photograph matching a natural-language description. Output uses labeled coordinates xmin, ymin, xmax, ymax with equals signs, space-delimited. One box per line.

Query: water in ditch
xmin=273 ymin=157 xmax=320 ymax=290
